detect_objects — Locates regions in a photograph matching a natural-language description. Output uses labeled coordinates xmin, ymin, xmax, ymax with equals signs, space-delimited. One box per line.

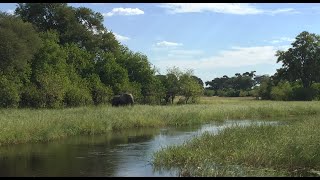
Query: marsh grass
xmin=0 ymin=97 xmax=320 ymax=146
xmin=152 ymin=115 xmax=320 ymax=177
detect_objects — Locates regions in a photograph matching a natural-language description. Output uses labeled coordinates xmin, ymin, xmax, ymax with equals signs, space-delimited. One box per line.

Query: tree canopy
xmin=275 ymin=31 xmax=320 ymax=88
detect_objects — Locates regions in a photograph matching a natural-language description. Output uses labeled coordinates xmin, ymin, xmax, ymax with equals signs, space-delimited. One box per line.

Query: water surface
xmin=0 ymin=120 xmax=278 ymax=177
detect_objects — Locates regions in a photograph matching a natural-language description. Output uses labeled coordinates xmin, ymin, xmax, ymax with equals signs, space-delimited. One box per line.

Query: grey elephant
xmin=111 ymin=93 xmax=134 ymax=107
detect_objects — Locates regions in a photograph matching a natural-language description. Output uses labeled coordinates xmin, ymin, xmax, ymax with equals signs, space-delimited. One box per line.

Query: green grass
xmin=152 ymin=110 xmax=320 ymax=176
xmin=0 ymin=97 xmax=320 ymax=147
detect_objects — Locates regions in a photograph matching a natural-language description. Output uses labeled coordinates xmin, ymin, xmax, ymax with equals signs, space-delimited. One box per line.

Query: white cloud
xmin=153 ymin=45 xmax=290 ymax=72
xmin=196 ymin=45 xmax=289 ymax=68
xmin=270 ymin=37 xmax=295 ymax=44
xmin=113 ymin=32 xmax=130 ymax=42
xmin=6 ymin=9 xmax=14 ymax=15
xmin=103 ymin=8 xmax=144 ymax=17
xmin=155 ymin=41 xmax=183 ymax=47
xmin=159 ymin=3 xmax=299 ymax=15
xmin=168 ymin=49 xmax=204 ymax=58
xmin=267 ymin=8 xmax=300 ymax=15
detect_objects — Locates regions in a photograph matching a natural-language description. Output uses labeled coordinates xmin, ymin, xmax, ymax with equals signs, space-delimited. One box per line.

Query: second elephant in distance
xmin=111 ymin=93 xmax=134 ymax=107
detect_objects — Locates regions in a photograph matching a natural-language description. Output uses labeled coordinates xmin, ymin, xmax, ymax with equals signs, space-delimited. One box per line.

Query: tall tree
xmin=15 ymin=3 xmax=116 ymax=53
xmin=0 ymin=12 xmax=41 ymax=80
xmin=0 ymin=12 xmax=42 ymax=107
xmin=180 ymin=71 xmax=203 ymax=104
xmin=276 ymin=31 xmax=320 ymax=88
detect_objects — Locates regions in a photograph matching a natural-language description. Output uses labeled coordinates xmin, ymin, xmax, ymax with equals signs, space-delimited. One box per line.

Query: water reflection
xmin=0 ymin=120 xmax=278 ymax=177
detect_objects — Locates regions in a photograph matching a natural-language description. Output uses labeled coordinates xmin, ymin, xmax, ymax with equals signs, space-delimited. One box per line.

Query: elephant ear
xmin=130 ymin=94 xmax=134 ymax=102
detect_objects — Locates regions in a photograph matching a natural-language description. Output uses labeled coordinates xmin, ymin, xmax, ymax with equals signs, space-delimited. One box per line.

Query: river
xmin=0 ymin=120 xmax=278 ymax=177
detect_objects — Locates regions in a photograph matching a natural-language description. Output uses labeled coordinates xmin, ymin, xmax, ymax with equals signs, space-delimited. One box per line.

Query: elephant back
xmin=112 ymin=93 xmax=134 ymax=106
xmin=123 ymin=93 xmax=134 ymax=105
xmin=111 ymin=95 xmax=121 ymax=106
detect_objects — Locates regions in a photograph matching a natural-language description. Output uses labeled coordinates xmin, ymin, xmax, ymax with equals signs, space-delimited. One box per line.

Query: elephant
xmin=111 ymin=93 xmax=134 ymax=107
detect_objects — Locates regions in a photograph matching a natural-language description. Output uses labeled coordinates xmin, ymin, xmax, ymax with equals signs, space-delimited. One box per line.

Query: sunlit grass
xmin=0 ymin=97 xmax=320 ymax=146
xmin=152 ymin=114 xmax=320 ymax=177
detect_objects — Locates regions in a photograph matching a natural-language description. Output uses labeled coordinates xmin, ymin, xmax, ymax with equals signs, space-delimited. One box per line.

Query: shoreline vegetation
xmin=151 ymin=97 xmax=320 ymax=177
xmin=1 ymin=97 xmax=319 ymax=146
xmin=152 ymin=115 xmax=320 ymax=177
xmin=1 ymin=97 xmax=320 ymax=176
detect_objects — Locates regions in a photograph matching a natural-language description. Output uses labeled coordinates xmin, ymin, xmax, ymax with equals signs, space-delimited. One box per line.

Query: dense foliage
xmin=0 ymin=4 xmax=203 ymax=108
xmin=1 ymin=3 xmax=320 ymax=108
xmin=205 ymin=31 xmax=320 ymax=101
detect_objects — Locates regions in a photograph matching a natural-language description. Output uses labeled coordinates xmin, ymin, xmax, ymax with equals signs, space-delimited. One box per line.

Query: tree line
xmin=0 ymin=3 xmax=203 ymax=108
xmin=205 ymin=31 xmax=320 ymax=101
xmin=1 ymin=3 xmax=319 ymax=109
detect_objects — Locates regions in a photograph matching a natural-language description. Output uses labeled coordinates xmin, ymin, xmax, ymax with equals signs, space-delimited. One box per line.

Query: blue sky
xmin=1 ymin=3 xmax=320 ymax=84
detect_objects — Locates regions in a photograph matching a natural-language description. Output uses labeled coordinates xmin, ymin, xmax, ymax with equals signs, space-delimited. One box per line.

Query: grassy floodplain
xmin=1 ymin=97 xmax=320 ymax=176
xmin=152 ymin=97 xmax=320 ymax=177
xmin=0 ymin=97 xmax=320 ymax=146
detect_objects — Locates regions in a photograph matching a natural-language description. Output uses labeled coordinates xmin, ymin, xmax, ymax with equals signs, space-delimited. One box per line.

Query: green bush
xmin=189 ymin=96 xmax=200 ymax=104
xmin=64 ymin=86 xmax=93 ymax=107
xmin=221 ymin=89 xmax=239 ymax=97
xmin=19 ymin=83 xmax=46 ymax=108
xmin=177 ymin=97 xmax=186 ymax=105
xmin=204 ymin=89 xmax=215 ymax=97
xmin=86 ymin=74 xmax=114 ymax=105
xmin=92 ymin=85 xmax=113 ymax=105
xmin=239 ymin=90 xmax=252 ymax=97
xmin=311 ymin=83 xmax=320 ymax=100
xmin=141 ymin=95 xmax=159 ymax=105
xmin=270 ymin=81 xmax=293 ymax=101
xmin=0 ymin=75 xmax=20 ymax=108
xmin=292 ymin=87 xmax=316 ymax=101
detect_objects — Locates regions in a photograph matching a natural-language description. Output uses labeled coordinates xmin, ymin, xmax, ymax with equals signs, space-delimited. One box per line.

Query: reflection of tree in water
xmin=0 ymin=127 xmax=160 ymax=177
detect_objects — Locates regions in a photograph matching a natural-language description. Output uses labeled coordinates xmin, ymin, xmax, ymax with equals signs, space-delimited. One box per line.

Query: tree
xmin=0 ymin=75 xmax=21 ymax=107
xmin=115 ymin=46 xmax=156 ymax=100
xmin=180 ymin=73 xmax=203 ymax=104
xmin=255 ymin=76 xmax=273 ymax=100
xmin=191 ymin=75 xmax=204 ymax=88
xmin=29 ymin=31 xmax=70 ymax=108
xmin=165 ymin=67 xmax=182 ymax=104
xmin=86 ymin=74 xmax=113 ymax=105
xmin=276 ymin=31 xmax=320 ymax=89
xmin=205 ymin=77 xmax=227 ymax=95
xmin=15 ymin=3 xmax=115 ymax=53
xmin=205 ymin=71 xmax=256 ymax=97
xmin=63 ymin=43 xmax=95 ymax=78
xmin=0 ymin=12 xmax=41 ymax=82
xmin=95 ymin=52 xmax=129 ymax=95
xmin=270 ymin=81 xmax=293 ymax=101
xmin=254 ymin=74 xmax=269 ymax=86
xmin=163 ymin=67 xmax=203 ymax=104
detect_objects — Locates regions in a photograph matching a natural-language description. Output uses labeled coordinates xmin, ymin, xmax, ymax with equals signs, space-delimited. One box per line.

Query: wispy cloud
xmin=159 ymin=3 xmax=299 ymax=15
xmin=103 ymin=8 xmax=144 ymax=17
xmin=155 ymin=41 xmax=183 ymax=47
xmin=6 ymin=9 xmax=14 ymax=15
xmin=269 ymin=37 xmax=295 ymax=44
xmin=113 ymin=32 xmax=130 ymax=42
xmin=154 ymin=45 xmax=290 ymax=72
xmin=266 ymin=8 xmax=300 ymax=15
xmin=168 ymin=49 xmax=204 ymax=58
xmin=196 ymin=45 xmax=289 ymax=68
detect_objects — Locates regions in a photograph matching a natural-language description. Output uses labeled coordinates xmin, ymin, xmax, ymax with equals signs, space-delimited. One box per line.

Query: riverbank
xmin=152 ymin=99 xmax=320 ymax=176
xmin=1 ymin=97 xmax=320 ymax=146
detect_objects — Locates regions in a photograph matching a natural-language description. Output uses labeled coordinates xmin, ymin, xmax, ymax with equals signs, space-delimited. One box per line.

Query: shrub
xmin=292 ymin=87 xmax=316 ymax=101
xmin=64 ymin=85 xmax=93 ymax=107
xmin=19 ymin=83 xmax=46 ymax=108
xmin=0 ymin=75 xmax=20 ymax=108
xmin=270 ymin=81 xmax=293 ymax=101
xmin=204 ymin=89 xmax=215 ymax=97
xmin=92 ymin=85 xmax=113 ymax=105
xmin=311 ymin=83 xmax=320 ymax=100
xmin=177 ymin=97 xmax=186 ymax=105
